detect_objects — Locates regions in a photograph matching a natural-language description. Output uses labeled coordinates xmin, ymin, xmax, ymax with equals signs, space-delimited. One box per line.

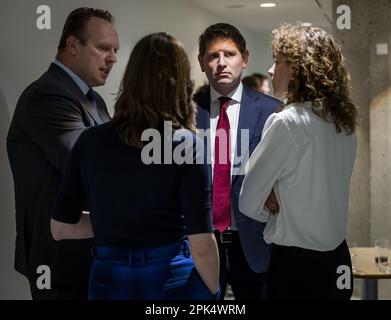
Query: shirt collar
xmin=53 ymin=59 xmax=90 ymax=95
xmin=287 ymin=101 xmax=313 ymax=109
xmin=210 ymin=82 xmax=243 ymax=104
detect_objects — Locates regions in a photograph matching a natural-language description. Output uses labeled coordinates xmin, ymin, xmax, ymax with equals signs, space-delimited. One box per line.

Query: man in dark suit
xmin=7 ymin=7 xmax=119 ymax=300
xmin=194 ymin=23 xmax=282 ymax=300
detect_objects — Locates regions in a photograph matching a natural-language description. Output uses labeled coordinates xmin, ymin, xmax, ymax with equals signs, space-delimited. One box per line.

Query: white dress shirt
xmin=53 ymin=59 xmax=90 ymax=95
xmin=210 ymin=83 xmax=242 ymax=229
xmin=239 ymin=101 xmax=357 ymax=251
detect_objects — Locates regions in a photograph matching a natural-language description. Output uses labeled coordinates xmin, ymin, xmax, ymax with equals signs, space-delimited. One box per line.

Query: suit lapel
xmin=232 ymin=86 xmax=263 ymax=183
xmin=194 ymin=87 xmax=211 ymax=131
xmin=194 ymin=87 xmax=213 ymax=181
xmin=96 ymin=95 xmax=111 ymax=122
xmin=194 ymin=86 xmax=263 ymax=183
xmin=48 ymin=63 xmax=107 ymax=125
xmin=80 ymin=93 xmax=105 ymax=125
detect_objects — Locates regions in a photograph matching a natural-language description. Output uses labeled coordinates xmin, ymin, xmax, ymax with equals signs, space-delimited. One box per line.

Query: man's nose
xmin=107 ymin=49 xmax=117 ymax=64
xmin=268 ymin=64 xmax=275 ymax=77
xmin=217 ymin=52 xmax=226 ymax=67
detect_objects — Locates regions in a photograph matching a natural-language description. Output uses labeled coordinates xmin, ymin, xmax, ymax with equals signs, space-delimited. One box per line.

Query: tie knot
xmin=218 ymin=96 xmax=231 ymax=111
xmin=86 ymin=88 xmax=96 ymax=103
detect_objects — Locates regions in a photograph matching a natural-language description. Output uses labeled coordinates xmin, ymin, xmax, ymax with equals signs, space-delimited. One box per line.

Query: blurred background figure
xmin=253 ymin=73 xmax=270 ymax=94
xmin=242 ymin=73 xmax=270 ymax=95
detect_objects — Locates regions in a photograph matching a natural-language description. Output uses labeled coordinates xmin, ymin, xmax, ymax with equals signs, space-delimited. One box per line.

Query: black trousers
xmin=29 ymin=277 xmax=89 ymax=300
xmin=267 ymin=240 xmax=353 ymax=300
xmin=215 ymin=230 xmax=267 ymax=300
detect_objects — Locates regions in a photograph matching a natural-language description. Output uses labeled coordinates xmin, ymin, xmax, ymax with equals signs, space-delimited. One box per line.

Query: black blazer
xmin=194 ymin=85 xmax=282 ymax=273
xmin=7 ymin=63 xmax=111 ymax=298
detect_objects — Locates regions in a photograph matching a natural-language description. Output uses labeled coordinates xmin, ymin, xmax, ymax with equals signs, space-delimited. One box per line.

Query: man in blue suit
xmin=194 ymin=23 xmax=282 ymax=300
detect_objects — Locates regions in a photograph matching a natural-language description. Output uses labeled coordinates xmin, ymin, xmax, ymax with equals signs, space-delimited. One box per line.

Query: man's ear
xmin=198 ymin=54 xmax=205 ymax=72
xmin=242 ymin=49 xmax=249 ymax=69
xmin=66 ymin=36 xmax=80 ymax=56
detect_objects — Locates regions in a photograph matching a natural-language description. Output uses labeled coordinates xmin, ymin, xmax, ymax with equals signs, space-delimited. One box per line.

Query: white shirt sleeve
xmin=239 ymin=113 xmax=299 ymax=222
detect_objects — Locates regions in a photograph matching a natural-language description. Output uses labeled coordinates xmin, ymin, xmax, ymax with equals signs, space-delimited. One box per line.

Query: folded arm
xmin=239 ymin=114 xmax=298 ymax=222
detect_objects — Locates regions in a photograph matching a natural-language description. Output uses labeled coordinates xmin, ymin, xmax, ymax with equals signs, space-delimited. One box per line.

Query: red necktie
xmin=213 ymin=97 xmax=231 ymax=232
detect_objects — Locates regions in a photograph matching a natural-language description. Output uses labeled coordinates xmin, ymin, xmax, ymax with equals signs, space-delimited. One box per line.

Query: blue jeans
xmin=88 ymin=240 xmax=218 ymax=300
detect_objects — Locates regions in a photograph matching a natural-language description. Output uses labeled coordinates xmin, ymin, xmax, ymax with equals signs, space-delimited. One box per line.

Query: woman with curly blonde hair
xmin=239 ymin=24 xmax=357 ymax=300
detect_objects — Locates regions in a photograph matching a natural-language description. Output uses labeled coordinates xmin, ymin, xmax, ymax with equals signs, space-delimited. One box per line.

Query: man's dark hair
xmin=242 ymin=75 xmax=258 ymax=90
xmin=252 ymin=73 xmax=268 ymax=83
xmin=57 ymin=7 xmax=114 ymax=53
xmin=198 ymin=23 xmax=246 ymax=57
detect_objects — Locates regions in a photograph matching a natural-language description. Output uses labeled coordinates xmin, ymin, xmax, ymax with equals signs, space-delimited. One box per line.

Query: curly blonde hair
xmin=272 ymin=24 xmax=357 ymax=134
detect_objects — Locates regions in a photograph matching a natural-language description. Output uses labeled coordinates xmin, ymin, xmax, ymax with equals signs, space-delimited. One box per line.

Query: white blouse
xmin=239 ymin=101 xmax=357 ymax=251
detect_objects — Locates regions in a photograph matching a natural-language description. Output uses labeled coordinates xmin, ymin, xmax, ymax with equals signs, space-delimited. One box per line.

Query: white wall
xmin=244 ymin=30 xmax=274 ymax=78
xmin=0 ymin=0 xmax=272 ymax=299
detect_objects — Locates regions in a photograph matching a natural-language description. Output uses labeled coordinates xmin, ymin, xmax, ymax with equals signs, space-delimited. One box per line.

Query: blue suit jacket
xmin=194 ymin=85 xmax=282 ymax=273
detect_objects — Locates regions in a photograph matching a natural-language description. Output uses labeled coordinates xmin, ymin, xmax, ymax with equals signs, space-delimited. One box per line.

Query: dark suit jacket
xmin=7 ymin=63 xmax=111 ymax=299
xmin=194 ymin=85 xmax=281 ymax=273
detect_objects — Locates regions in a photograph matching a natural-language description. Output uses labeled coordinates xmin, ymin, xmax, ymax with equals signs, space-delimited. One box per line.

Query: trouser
xmin=215 ymin=230 xmax=267 ymax=300
xmin=267 ymin=239 xmax=353 ymax=300
xmin=88 ymin=240 xmax=218 ymax=300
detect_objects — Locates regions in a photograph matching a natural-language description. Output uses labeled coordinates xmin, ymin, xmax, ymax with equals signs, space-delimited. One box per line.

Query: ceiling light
xmin=260 ymin=3 xmax=276 ymax=7
xmin=302 ymin=22 xmax=313 ymax=27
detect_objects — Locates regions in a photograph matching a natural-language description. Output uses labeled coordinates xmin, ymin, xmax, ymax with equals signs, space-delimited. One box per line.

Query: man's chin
xmin=216 ymin=79 xmax=233 ymax=85
xmin=94 ymin=79 xmax=106 ymax=87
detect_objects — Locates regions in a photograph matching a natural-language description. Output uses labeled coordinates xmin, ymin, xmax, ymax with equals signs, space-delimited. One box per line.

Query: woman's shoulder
xmin=271 ymin=101 xmax=314 ymax=127
xmin=76 ymin=123 xmax=116 ymax=150
xmin=82 ymin=122 xmax=112 ymax=136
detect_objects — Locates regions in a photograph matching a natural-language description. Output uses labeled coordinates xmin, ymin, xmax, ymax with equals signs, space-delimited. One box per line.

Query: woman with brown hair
xmin=50 ymin=32 xmax=219 ymax=300
xmin=239 ymin=24 xmax=357 ymax=299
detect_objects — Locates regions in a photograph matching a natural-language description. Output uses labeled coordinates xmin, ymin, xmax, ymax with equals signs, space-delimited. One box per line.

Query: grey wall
xmin=333 ymin=0 xmax=391 ymax=300
xmin=0 ymin=0 xmax=273 ymax=299
xmin=0 ymin=89 xmax=31 ymax=299
xmin=245 ymin=31 xmax=274 ymax=78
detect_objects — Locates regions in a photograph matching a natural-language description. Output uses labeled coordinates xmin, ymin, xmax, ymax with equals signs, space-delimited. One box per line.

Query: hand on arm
xmin=50 ymin=213 xmax=93 ymax=241
xmin=265 ymin=189 xmax=279 ymax=215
